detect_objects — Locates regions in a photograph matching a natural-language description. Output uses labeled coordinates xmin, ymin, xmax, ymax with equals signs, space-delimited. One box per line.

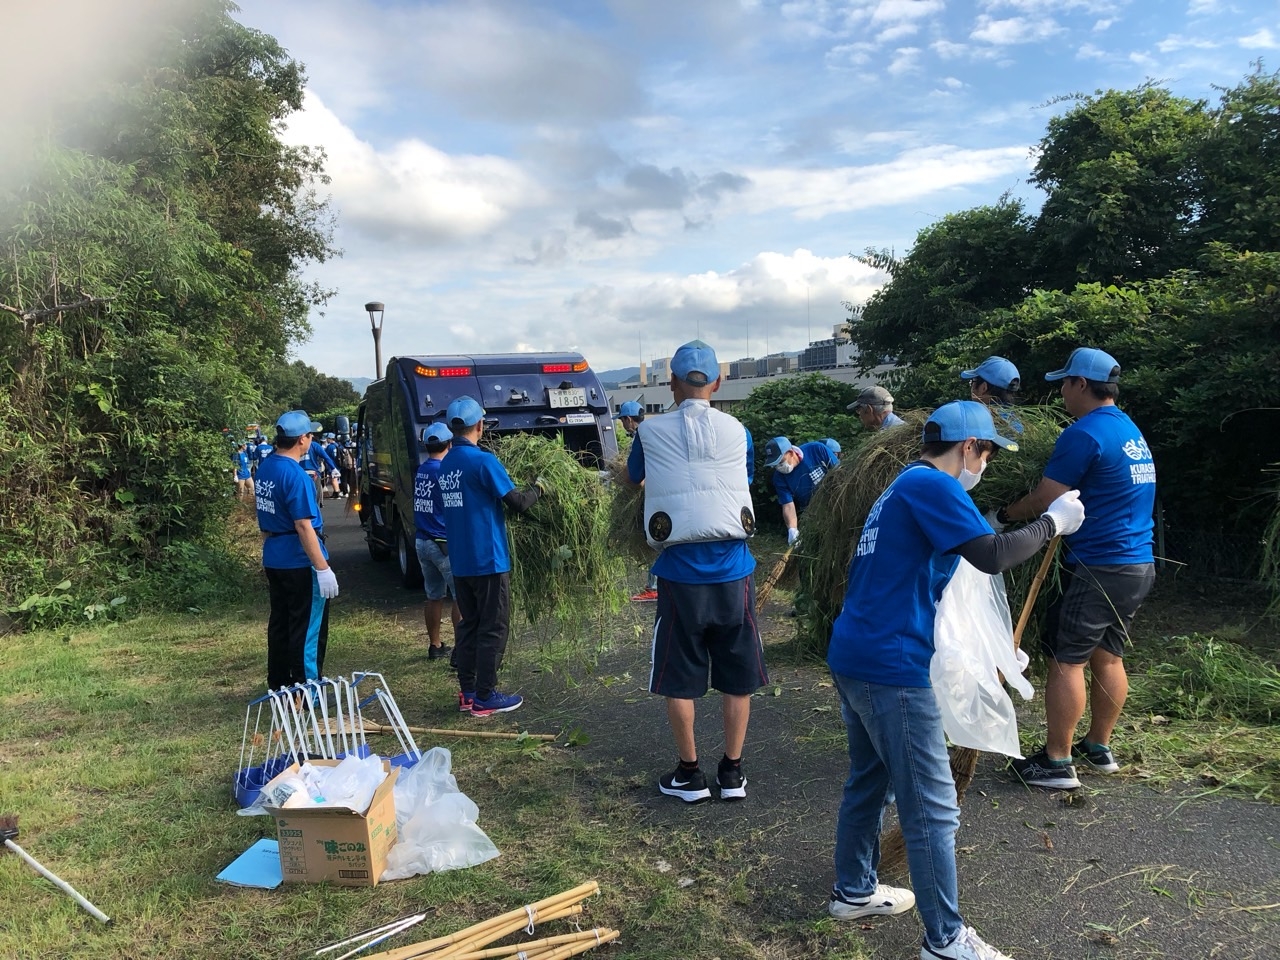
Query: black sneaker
xmin=659 ymin=764 xmax=711 ymax=803
xmin=1072 ymin=738 xmax=1120 ymax=773
xmin=428 ymin=643 xmax=452 ymax=661
xmin=1009 ymin=750 xmax=1081 ymax=790
xmin=716 ymin=758 xmax=747 ymax=801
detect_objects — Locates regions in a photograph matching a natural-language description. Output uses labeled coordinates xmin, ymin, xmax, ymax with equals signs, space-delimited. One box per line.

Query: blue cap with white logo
xmin=961 ymin=356 xmax=1021 ymax=390
xmin=671 ymin=340 xmax=719 ymax=386
xmin=617 ymin=400 xmax=643 ymax=418
xmin=446 ymin=396 xmax=486 ymax=427
xmin=1045 ymin=347 xmax=1120 ymax=383
xmin=923 ymin=401 xmax=1019 ymax=451
xmin=763 ymin=436 xmax=794 ymax=468
xmin=276 ymin=410 xmax=321 ymax=438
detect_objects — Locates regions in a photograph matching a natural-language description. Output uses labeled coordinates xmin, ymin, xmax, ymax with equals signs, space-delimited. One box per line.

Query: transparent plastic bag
xmin=381 ymin=747 xmax=499 ymax=881
xmin=931 ymin=559 xmax=1034 ymax=758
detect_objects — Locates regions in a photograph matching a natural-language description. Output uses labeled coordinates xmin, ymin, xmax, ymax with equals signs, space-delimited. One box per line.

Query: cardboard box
xmin=263 ymin=759 xmax=400 ymax=886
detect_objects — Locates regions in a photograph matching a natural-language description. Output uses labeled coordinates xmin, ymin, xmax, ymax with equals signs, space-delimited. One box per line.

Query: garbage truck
xmin=355 ymin=353 xmax=619 ymax=587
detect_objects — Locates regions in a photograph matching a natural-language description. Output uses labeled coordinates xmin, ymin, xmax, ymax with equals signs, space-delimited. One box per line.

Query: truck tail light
xmin=415 ymin=365 xmax=472 ymax=377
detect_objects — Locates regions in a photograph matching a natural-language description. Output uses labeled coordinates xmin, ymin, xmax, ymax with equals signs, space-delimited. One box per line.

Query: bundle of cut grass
xmin=604 ymin=450 xmax=652 ymax=561
xmin=487 ymin=433 xmax=627 ymax=625
xmin=796 ymin=405 xmax=1072 ymax=657
xmin=1126 ymin=633 xmax=1280 ymax=724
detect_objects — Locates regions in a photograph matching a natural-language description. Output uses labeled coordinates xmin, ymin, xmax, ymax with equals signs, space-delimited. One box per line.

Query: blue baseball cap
xmin=823 ymin=438 xmax=841 ymax=455
xmin=923 ymin=400 xmax=1019 ymax=451
xmin=276 ymin=410 xmax=322 ymax=438
xmin=616 ymin=400 xmax=643 ymax=418
xmin=1045 ymin=347 xmax=1120 ymax=383
xmin=763 ymin=436 xmax=794 ymax=468
xmin=446 ymin=396 xmax=486 ymax=427
xmin=670 ymin=339 xmax=719 ymax=386
xmin=421 ymin=422 xmax=453 ymax=448
xmin=961 ymin=356 xmax=1021 ymax=390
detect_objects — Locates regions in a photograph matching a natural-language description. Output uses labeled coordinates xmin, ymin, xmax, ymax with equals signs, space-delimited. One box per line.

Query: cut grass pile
xmin=487 ymin=433 xmax=627 ymax=626
xmin=796 ymin=405 xmax=1070 ymax=656
xmin=1125 ymin=633 xmax=1280 ymax=724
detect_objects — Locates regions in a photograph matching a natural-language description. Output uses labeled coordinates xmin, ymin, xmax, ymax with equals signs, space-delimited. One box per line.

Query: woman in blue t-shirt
xmin=824 ymin=401 xmax=1085 ymax=960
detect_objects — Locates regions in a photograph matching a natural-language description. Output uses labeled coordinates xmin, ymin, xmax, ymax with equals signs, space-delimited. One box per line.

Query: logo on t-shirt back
xmin=439 ymin=469 xmax=464 ymax=509
xmin=255 ymin=478 xmax=276 ymax=514
xmin=1122 ymin=437 xmax=1156 ymax=485
xmin=856 ymin=489 xmax=891 ymax=557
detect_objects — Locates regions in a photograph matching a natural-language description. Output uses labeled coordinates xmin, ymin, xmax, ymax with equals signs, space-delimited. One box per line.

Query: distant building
xmin=728 ymin=357 xmax=755 ymax=380
xmin=755 ymin=353 xmax=795 ymax=377
xmin=801 ymin=336 xmax=858 ymax=372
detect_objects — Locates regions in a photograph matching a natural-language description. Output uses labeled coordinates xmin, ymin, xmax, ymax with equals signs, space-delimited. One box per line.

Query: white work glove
xmin=315 ymin=566 xmax=339 ymax=599
xmin=787 ymin=527 xmax=801 ymax=547
xmin=1042 ymin=490 xmax=1085 ymax=537
xmin=984 ymin=508 xmax=1006 ymax=533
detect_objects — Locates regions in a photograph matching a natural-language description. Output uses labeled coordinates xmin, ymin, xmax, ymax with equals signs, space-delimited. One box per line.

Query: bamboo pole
xmin=432 ymin=905 xmax=583 ymax=960
xmin=445 ymin=929 xmax=613 ymax=960
xmin=531 ymin=930 xmax=620 ymax=960
xmin=1012 ymin=536 xmax=1060 ymax=652
xmin=362 ymin=884 xmax=598 ymax=960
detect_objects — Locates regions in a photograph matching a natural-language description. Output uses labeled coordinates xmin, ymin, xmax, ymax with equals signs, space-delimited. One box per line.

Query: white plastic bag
xmin=303 ymin=753 xmax=387 ymax=813
xmin=381 ymin=747 xmax=499 ymax=881
xmin=931 ymin=560 xmax=1034 ymax=758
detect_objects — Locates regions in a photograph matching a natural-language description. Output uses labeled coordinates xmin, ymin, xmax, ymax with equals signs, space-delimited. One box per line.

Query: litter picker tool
xmin=0 ymin=814 xmax=111 ymax=924
xmin=315 ymin=913 xmax=428 ymax=960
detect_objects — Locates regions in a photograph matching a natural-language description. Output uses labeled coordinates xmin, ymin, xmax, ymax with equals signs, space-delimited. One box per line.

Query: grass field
xmin=1 ymin=559 xmax=1276 ymax=959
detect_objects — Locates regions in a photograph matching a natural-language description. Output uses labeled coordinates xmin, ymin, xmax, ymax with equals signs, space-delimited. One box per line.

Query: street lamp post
xmin=365 ymin=301 xmax=385 ymax=378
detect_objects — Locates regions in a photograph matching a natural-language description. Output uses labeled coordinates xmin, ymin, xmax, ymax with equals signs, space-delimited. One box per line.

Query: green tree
xmin=850 ymin=196 xmax=1037 ymax=367
xmin=0 ymin=0 xmax=335 ymax=620
xmin=1031 ymin=85 xmax=1209 ymax=287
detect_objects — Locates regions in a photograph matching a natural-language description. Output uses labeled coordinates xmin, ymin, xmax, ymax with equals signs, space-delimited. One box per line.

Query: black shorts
xmin=649 ymin=575 xmax=768 ymax=698
xmin=1043 ymin=563 xmax=1155 ymax=664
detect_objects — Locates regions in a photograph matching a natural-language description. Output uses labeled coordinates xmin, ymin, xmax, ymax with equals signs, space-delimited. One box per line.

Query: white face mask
xmin=958 ymin=446 xmax=987 ymax=491
xmin=775 ymin=459 xmax=795 ymax=475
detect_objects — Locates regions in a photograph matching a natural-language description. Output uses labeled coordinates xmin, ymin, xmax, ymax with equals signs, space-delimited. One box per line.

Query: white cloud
xmin=1188 ymin=0 xmax=1223 ymax=14
xmin=1093 ymin=18 xmax=1114 ymax=31
xmin=1240 ymin=28 xmax=1280 ymax=50
xmin=736 ymin=145 xmax=1031 ymax=220
xmin=887 ymin=46 xmax=923 ymax=76
xmin=870 ymin=0 xmax=944 ymax=24
xmin=282 ymin=94 xmax=544 ymax=244
xmin=981 ymin=0 xmax=1115 ymax=12
xmin=941 ymin=76 xmax=964 ymax=89
xmin=931 ymin=38 xmax=970 ymax=58
xmin=1076 ymin=42 xmax=1106 ymax=60
xmin=877 ymin=22 xmax=920 ymax=43
xmin=972 ymin=15 xmax=1064 ymax=45
xmin=1158 ymin=34 xmax=1220 ymax=53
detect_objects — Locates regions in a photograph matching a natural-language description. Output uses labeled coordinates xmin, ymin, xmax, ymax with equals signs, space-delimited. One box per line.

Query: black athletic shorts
xmin=649 ymin=575 xmax=768 ymax=698
xmin=1043 ymin=562 xmax=1155 ymax=664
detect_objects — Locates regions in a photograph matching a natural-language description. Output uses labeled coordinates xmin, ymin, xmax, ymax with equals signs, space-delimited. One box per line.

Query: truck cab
xmin=355 ymin=352 xmax=618 ymax=586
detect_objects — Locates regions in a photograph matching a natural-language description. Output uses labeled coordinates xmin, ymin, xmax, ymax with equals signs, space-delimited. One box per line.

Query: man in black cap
xmin=849 ymin=385 xmax=905 ymax=432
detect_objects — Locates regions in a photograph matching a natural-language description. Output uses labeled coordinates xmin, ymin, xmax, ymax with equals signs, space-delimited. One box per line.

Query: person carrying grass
xmin=441 ymin=396 xmax=543 ymax=717
xmin=625 ymin=339 xmax=765 ymax=804
xmin=825 ymin=401 xmax=1084 ymax=960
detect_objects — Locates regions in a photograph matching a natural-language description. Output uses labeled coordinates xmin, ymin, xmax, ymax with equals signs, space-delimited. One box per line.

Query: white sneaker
xmin=828 ymin=883 xmax=916 ymax=920
xmin=922 ymin=926 xmax=1015 ymax=960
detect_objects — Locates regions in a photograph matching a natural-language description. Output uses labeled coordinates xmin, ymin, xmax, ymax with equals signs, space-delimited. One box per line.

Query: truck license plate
xmin=548 ymin=387 xmax=586 ymax=409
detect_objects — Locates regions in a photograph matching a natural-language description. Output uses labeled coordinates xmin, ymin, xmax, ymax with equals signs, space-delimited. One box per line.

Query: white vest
xmin=638 ymin=400 xmax=755 ymax=549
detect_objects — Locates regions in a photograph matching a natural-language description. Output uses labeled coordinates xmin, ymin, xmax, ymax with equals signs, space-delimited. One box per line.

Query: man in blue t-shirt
xmin=764 ymin=437 xmax=834 ymax=546
xmin=626 ymin=340 xmax=765 ymax=804
xmin=300 ymin=435 xmax=340 ymax=501
xmin=848 ymin=385 xmax=905 ymax=432
xmin=255 ymin=410 xmax=340 ymax=691
xmin=414 ymin=422 xmax=459 ymax=664
xmin=825 ymin=401 xmax=1082 ymax=959
xmin=441 ymin=396 xmax=543 ymax=717
xmin=998 ymin=348 xmax=1157 ymax=789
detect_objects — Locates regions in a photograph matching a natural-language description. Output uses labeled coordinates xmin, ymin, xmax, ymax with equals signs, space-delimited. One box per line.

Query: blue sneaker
xmin=471 ymin=690 xmax=523 ymax=716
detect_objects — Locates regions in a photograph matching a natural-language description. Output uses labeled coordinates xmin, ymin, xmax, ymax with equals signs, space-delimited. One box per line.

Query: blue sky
xmin=229 ymin=0 xmax=1280 ymax=379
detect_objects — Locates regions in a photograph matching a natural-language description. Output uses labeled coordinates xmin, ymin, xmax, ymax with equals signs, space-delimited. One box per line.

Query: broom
xmin=877 ymin=536 xmax=1062 ymax=875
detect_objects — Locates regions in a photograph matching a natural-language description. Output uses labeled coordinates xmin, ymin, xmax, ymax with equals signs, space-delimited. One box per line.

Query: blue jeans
xmin=831 ymin=671 xmax=962 ymax=950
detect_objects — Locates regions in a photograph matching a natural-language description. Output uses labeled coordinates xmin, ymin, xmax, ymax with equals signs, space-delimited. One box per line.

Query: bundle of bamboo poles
xmin=364 ymin=882 xmax=616 ymax=960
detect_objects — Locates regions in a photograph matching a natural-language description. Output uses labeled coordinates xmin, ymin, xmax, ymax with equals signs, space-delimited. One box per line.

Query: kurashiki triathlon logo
xmin=1122 ymin=438 xmax=1152 ymax=461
